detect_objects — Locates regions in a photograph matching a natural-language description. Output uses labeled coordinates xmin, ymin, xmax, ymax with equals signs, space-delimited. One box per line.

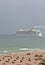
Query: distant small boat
xmin=16 ymin=26 xmax=42 ymax=36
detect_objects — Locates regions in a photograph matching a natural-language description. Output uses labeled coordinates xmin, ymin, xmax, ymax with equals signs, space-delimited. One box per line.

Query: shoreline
xmin=0 ymin=49 xmax=45 ymax=55
xmin=0 ymin=48 xmax=45 ymax=55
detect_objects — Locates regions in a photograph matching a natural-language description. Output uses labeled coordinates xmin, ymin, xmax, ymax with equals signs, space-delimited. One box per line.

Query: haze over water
xmin=0 ymin=0 xmax=45 ymax=34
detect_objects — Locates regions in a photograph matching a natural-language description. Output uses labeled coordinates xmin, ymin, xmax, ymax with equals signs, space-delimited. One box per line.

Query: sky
xmin=0 ymin=0 xmax=45 ymax=34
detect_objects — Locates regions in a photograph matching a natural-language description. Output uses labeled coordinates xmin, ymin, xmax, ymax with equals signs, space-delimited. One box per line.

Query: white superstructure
xmin=16 ymin=26 xmax=42 ymax=36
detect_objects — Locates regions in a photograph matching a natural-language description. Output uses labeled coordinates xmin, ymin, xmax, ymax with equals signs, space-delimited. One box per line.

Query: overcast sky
xmin=0 ymin=0 xmax=45 ymax=34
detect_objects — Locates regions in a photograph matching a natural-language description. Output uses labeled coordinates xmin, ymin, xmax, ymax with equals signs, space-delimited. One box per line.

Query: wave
xmin=0 ymin=47 xmax=45 ymax=54
xmin=19 ymin=48 xmax=41 ymax=51
xmin=3 ymin=50 xmax=9 ymax=53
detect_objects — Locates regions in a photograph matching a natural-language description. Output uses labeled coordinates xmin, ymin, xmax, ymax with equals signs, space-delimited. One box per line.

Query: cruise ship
xmin=16 ymin=26 xmax=42 ymax=36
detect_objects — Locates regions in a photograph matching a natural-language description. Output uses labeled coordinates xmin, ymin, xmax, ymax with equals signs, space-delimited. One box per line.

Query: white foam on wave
xmin=3 ymin=50 xmax=9 ymax=53
xmin=19 ymin=48 xmax=40 ymax=51
xmin=19 ymin=48 xmax=28 ymax=50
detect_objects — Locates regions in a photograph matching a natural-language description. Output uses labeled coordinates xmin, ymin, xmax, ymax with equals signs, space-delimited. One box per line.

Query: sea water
xmin=0 ymin=35 xmax=45 ymax=54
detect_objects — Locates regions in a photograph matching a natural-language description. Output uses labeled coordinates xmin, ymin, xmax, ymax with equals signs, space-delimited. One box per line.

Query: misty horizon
xmin=0 ymin=0 xmax=45 ymax=34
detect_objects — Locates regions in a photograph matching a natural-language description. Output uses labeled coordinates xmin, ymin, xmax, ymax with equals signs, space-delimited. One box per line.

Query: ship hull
xmin=16 ymin=30 xmax=38 ymax=36
xmin=16 ymin=29 xmax=42 ymax=36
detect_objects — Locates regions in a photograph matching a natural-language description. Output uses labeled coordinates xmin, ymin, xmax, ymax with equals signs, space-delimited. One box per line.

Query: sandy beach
xmin=0 ymin=50 xmax=45 ymax=65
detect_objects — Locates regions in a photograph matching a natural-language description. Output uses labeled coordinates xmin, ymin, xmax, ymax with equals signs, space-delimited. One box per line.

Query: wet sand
xmin=0 ymin=50 xmax=45 ymax=65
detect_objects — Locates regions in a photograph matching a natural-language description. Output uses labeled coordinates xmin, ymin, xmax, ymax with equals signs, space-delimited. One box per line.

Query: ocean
xmin=0 ymin=35 xmax=45 ymax=54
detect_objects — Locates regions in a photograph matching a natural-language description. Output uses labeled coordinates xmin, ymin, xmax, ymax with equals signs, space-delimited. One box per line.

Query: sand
xmin=0 ymin=50 xmax=45 ymax=65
